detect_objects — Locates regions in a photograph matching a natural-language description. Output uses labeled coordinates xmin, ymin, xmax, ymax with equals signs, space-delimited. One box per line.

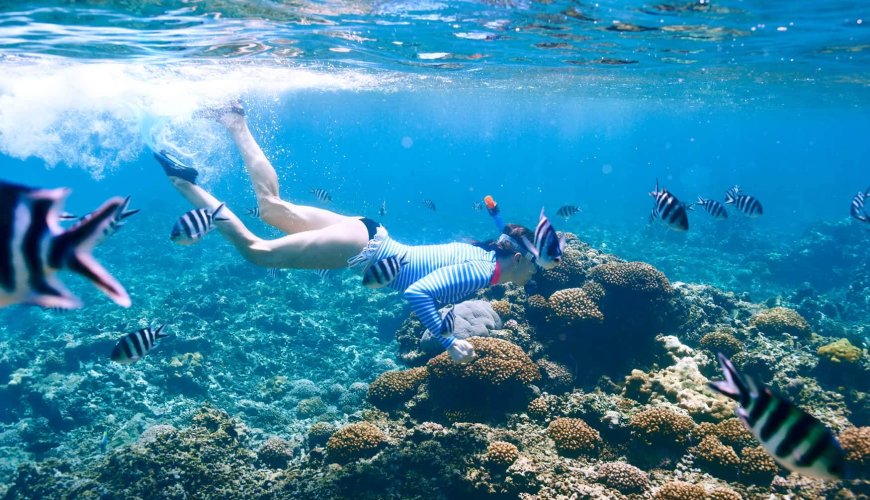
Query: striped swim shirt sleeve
xmin=402 ymin=260 xmax=495 ymax=350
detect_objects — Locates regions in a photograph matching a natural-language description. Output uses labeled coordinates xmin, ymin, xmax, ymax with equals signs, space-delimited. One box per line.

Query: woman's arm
xmin=403 ymin=260 xmax=495 ymax=349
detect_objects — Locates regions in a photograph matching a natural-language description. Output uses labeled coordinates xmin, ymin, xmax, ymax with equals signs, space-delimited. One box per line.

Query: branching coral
xmin=547 ymin=288 xmax=604 ymax=327
xmin=367 ymin=367 xmax=428 ymax=408
xmin=326 ymin=422 xmax=385 ymax=463
xmin=750 ymin=307 xmax=811 ymax=337
xmin=547 ymin=417 xmax=602 ymax=456
xmin=596 ymin=462 xmax=649 ymax=494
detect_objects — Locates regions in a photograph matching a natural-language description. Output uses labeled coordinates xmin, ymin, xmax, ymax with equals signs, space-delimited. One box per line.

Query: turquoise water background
xmin=0 ymin=0 xmax=868 ymax=494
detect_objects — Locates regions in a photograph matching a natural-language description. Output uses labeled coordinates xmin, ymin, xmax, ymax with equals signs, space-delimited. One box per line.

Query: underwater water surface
xmin=0 ymin=0 xmax=868 ymax=498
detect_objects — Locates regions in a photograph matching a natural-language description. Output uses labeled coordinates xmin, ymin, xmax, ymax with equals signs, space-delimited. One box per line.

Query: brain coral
xmin=485 ymin=441 xmax=520 ymax=469
xmin=588 ymin=261 xmax=672 ymax=297
xmin=652 ymin=481 xmax=706 ymax=499
xmin=699 ymin=330 xmax=744 ymax=357
xmin=367 ymin=367 xmax=428 ymax=408
xmin=596 ymin=462 xmax=650 ymax=494
xmin=547 ymin=417 xmax=602 ymax=456
xmin=326 ymin=422 xmax=385 ymax=463
xmin=547 ymin=288 xmax=604 ymax=327
xmin=427 ymin=337 xmax=540 ymax=387
xmin=629 ymin=407 xmax=696 ymax=447
xmin=750 ymin=307 xmax=811 ymax=337
xmin=839 ymin=426 xmax=869 ymax=478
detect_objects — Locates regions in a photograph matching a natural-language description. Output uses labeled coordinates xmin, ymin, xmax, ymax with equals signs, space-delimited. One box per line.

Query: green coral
xmin=750 ymin=307 xmax=811 ymax=337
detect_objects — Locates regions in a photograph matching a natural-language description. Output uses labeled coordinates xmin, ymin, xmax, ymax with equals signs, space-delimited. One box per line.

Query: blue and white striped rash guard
xmin=370 ymin=236 xmax=498 ymax=350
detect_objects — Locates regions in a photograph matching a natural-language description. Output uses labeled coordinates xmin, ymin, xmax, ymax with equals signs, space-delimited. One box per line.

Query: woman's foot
xmin=153 ymin=150 xmax=199 ymax=184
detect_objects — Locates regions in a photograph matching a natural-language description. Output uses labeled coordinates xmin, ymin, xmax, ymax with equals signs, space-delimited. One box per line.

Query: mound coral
xmin=489 ymin=299 xmax=513 ymax=320
xmin=367 ymin=367 xmax=428 ymax=408
xmin=527 ymin=397 xmax=550 ymax=420
xmin=629 ymin=407 xmax=696 ymax=447
xmin=738 ymin=445 xmax=779 ymax=483
xmin=839 ymin=426 xmax=870 ymax=478
xmin=817 ymin=338 xmax=864 ymax=365
xmin=484 ymin=441 xmax=520 ymax=469
xmin=535 ymin=245 xmax=588 ymax=295
xmin=427 ymin=337 xmax=540 ymax=387
xmin=750 ymin=307 xmax=811 ymax=337
xmin=588 ymin=261 xmax=672 ymax=297
xmin=547 ymin=288 xmax=604 ymax=327
xmin=547 ymin=417 xmax=602 ymax=456
xmin=690 ymin=435 xmax=739 ymax=478
xmin=699 ymin=330 xmax=744 ymax=357
xmin=536 ymin=359 xmax=574 ymax=391
xmin=296 ymin=397 xmax=327 ymax=418
xmin=257 ymin=436 xmax=296 ymax=468
xmin=326 ymin=422 xmax=385 ymax=463
xmin=708 ymin=487 xmax=742 ymax=500
xmin=714 ymin=418 xmax=755 ymax=450
xmin=596 ymin=461 xmax=650 ymax=494
xmin=653 ymin=481 xmax=706 ymax=499
xmin=307 ymin=422 xmax=336 ymax=448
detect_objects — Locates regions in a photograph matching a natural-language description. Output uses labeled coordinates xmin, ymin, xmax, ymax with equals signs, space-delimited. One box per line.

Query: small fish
xmin=311 ymin=188 xmax=332 ymax=203
xmin=171 ymin=203 xmax=229 ymax=245
xmin=696 ymin=196 xmax=728 ymax=219
xmin=849 ymin=187 xmax=869 ymax=223
xmin=441 ymin=306 xmax=455 ymax=335
xmin=266 ymin=268 xmax=281 ymax=279
xmin=423 ymin=199 xmax=437 ymax=211
xmin=247 ymin=207 xmax=260 ymax=218
xmin=378 ymin=200 xmax=387 ymax=217
xmin=316 ymin=269 xmax=331 ymax=280
xmin=362 ymin=255 xmax=408 ymax=288
xmin=725 ymin=185 xmax=763 ymax=217
xmin=556 ymin=205 xmax=581 ymax=219
xmin=708 ymin=353 xmax=849 ymax=480
xmin=58 ymin=212 xmax=78 ymax=221
xmin=0 ymin=181 xmax=131 ymax=309
xmin=100 ymin=430 xmax=108 ymax=453
xmin=525 ymin=208 xmax=564 ymax=270
xmin=110 ymin=324 xmax=168 ymax=365
xmin=649 ymin=179 xmax=689 ymax=231
xmin=472 ymin=201 xmax=483 ymax=212
xmin=75 ymin=195 xmax=140 ymax=245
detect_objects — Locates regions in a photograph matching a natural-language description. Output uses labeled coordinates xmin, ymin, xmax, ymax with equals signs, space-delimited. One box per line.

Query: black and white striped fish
xmin=423 ymin=199 xmax=437 ymax=211
xmin=0 ymin=181 xmax=131 ymax=309
xmin=649 ymin=179 xmax=689 ymax=231
xmin=110 ymin=324 xmax=168 ymax=365
xmin=708 ymin=353 xmax=850 ymax=480
xmin=527 ymin=208 xmax=564 ymax=270
xmin=556 ymin=205 xmax=581 ymax=219
xmin=247 ymin=207 xmax=260 ymax=218
xmin=171 ymin=203 xmax=229 ymax=245
xmin=311 ymin=188 xmax=332 ymax=203
xmin=266 ymin=268 xmax=281 ymax=279
xmin=725 ymin=185 xmax=763 ymax=217
xmin=696 ymin=196 xmax=728 ymax=219
xmin=362 ymin=255 xmax=408 ymax=288
xmin=850 ymin=187 xmax=869 ymax=223
xmin=472 ymin=201 xmax=483 ymax=212
xmin=441 ymin=306 xmax=455 ymax=335
xmin=378 ymin=200 xmax=387 ymax=217
xmin=75 ymin=195 xmax=140 ymax=245
xmin=316 ymin=269 xmax=331 ymax=280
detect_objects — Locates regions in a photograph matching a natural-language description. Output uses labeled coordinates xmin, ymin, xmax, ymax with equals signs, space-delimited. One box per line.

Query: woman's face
xmin=502 ymin=253 xmax=538 ymax=285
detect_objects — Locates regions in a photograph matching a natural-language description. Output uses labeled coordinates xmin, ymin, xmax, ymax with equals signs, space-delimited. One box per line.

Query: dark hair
xmin=472 ymin=223 xmax=535 ymax=259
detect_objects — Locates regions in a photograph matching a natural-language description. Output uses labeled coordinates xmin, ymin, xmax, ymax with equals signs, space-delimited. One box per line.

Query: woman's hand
xmin=447 ymin=339 xmax=476 ymax=363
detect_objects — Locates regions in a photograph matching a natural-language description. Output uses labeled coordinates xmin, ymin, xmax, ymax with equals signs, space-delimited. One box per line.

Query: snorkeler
xmin=152 ymin=104 xmax=544 ymax=363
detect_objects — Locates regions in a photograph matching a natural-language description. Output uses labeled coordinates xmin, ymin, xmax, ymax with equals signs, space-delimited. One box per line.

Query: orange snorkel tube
xmin=484 ymin=195 xmax=505 ymax=231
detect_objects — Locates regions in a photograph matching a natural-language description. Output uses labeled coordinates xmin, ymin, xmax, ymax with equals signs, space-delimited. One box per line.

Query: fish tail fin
xmin=154 ymin=324 xmax=169 ymax=338
xmin=50 ymin=197 xmax=131 ymax=307
xmin=212 ymin=203 xmax=230 ymax=222
xmin=697 ymin=195 xmax=706 ymax=205
xmin=708 ymin=352 xmax=747 ymax=402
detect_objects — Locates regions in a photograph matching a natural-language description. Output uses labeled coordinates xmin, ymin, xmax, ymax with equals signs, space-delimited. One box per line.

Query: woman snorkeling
xmin=153 ymin=104 xmax=554 ymax=363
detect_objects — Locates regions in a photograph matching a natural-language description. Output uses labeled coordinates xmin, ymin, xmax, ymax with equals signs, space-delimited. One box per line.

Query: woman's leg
xmin=167 ymin=176 xmax=369 ymax=269
xmin=219 ymin=111 xmax=352 ymax=234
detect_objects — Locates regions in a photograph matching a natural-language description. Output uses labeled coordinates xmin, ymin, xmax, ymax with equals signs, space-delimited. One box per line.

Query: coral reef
xmin=699 ymin=329 xmax=744 ymax=357
xmin=840 ymin=426 xmax=870 ymax=479
xmin=596 ymin=461 xmax=650 ymax=494
xmin=750 ymin=307 xmax=811 ymax=337
xmin=484 ymin=440 xmax=520 ymax=469
xmin=367 ymin=367 xmax=428 ymax=409
xmin=546 ymin=417 xmax=601 ymax=456
xmin=547 ymin=287 xmax=604 ymax=327
xmin=257 ymin=436 xmax=297 ymax=468
xmin=653 ymin=481 xmax=706 ymax=499
xmin=326 ymin=422 xmax=386 ymax=463
xmin=307 ymin=422 xmax=336 ymax=448
xmin=818 ymin=338 xmax=864 ymax=365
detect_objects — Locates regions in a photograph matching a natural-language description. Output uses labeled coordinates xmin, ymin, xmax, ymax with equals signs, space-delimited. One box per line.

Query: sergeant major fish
xmin=362 ymin=255 xmax=408 ymax=288
xmin=74 ymin=195 xmax=140 ymax=245
xmin=0 ymin=181 xmax=131 ymax=309
xmin=696 ymin=196 xmax=728 ymax=219
xmin=311 ymin=188 xmax=332 ymax=203
xmin=708 ymin=353 xmax=850 ymax=480
xmin=441 ymin=305 xmax=455 ymax=335
xmin=171 ymin=203 xmax=229 ymax=245
xmin=850 ymin=187 xmax=869 ymax=223
xmin=725 ymin=185 xmax=763 ymax=217
xmin=110 ymin=324 xmax=168 ymax=365
xmin=649 ymin=179 xmax=689 ymax=231
xmin=556 ymin=205 xmax=581 ymax=220
xmin=524 ymin=208 xmax=564 ymax=270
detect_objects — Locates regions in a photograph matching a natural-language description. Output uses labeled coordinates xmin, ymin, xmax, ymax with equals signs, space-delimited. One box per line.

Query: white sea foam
xmin=0 ymin=57 xmax=390 ymax=178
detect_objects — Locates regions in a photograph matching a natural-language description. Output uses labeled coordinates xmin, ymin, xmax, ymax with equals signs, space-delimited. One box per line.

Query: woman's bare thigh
xmin=256 ymin=217 xmax=371 ymax=269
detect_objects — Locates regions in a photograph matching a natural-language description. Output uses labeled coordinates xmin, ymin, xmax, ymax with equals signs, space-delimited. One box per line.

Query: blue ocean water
xmin=0 ymin=0 xmax=868 ymax=496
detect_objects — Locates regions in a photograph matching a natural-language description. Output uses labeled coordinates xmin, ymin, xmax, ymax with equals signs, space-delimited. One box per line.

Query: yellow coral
xmin=588 ymin=261 xmax=672 ymax=296
xmin=738 ymin=445 xmax=779 ymax=483
xmin=547 ymin=417 xmax=601 ymax=455
xmin=629 ymin=407 xmax=696 ymax=447
xmin=427 ymin=337 xmax=540 ymax=387
xmin=699 ymin=330 xmax=744 ymax=357
xmin=547 ymin=288 xmax=604 ymax=326
xmin=817 ymin=338 xmax=864 ymax=365
xmin=750 ymin=307 xmax=811 ymax=337
xmin=326 ymin=422 xmax=385 ymax=463
xmin=485 ymin=441 xmax=520 ymax=468
xmin=367 ymin=367 xmax=428 ymax=408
